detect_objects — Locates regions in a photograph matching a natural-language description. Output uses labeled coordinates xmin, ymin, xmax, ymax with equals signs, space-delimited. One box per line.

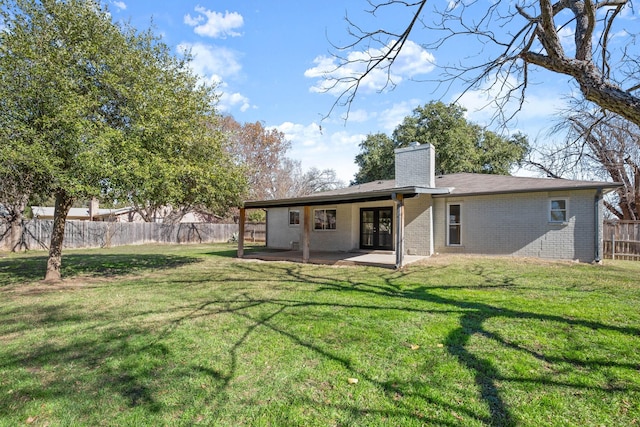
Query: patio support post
xmin=303 ymin=205 xmax=311 ymax=263
xmin=238 ymin=207 xmax=245 ymax=258
xmin=394 ymin=194 xmax=405 ymax=269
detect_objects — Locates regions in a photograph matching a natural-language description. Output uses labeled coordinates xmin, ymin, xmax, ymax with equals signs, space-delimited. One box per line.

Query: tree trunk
xmin=44 ymin=191 xmax=74 ymax=283
xmin=9 ymin=193 xmax=29 ymax=252
xmin=521 ymin=53 xmax=640 ymax=128
xmin=9 ymin=218 xmax=24 ymax=252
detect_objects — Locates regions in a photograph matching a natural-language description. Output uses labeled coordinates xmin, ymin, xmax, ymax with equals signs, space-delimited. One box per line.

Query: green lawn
xmin=1 ymin=244 xmax=639 ymax=426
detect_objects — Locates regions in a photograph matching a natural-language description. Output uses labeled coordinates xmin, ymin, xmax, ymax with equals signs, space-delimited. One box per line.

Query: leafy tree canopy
xmin=352 ymin=102 xmax=529 ymax=184
xmin=353 ymin=133 xmax=395 ymax=185
xmin=0 ymin=0 xmax=246 ymax=280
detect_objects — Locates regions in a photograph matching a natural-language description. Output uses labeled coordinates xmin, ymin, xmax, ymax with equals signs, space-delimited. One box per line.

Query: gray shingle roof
xmin=244 ymin=173 xmax=620 ymax=208
xmin=433 ymin=173 xmax=620 ymax=197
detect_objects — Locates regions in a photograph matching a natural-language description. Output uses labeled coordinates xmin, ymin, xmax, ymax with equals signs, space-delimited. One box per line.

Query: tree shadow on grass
xmin=203 ymin=245 xmax=270 ymax=259
xmin=0 ymin=253 xmax=202 ymax=287
xmin=229 ymin=261 xmax=640 ymax=426
xmin=1 ymin=258 xmax=639 ymax=426
xmin=0 ymin=321 xmax=167 ymax=420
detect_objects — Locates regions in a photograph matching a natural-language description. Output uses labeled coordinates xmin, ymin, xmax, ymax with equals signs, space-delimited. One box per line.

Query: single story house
xmin=31 ymin=205 xmax=138 ymax=222
xmin=31 ymin=202 xmax=209 ymax=223
xmin=239 ymin=143 xmax=620 ymax=267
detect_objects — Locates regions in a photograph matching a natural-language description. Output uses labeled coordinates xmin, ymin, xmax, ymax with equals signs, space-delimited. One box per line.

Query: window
xmin=289 ymin=209 xmax=300 ymax=226
xmin=447 ymin=204 xmax=461 ymax=245
xmin=314 ymin=209 xmax=336 ymax=230
xmin=549 ymin=199 xmax=568 ymax=223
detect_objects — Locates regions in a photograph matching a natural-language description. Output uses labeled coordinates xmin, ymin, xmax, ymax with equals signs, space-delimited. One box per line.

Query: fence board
xmin=603 ymin=221 xmax=640 ymax=261
xmin=0 ymin=220 xmax=266 ymax=251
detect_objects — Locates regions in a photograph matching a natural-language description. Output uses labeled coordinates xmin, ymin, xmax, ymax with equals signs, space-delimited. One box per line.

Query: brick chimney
xmin=394 ymin=143 xmax=435 ymax=188
xmin=89 ymin=197 xmax=99 ymax=221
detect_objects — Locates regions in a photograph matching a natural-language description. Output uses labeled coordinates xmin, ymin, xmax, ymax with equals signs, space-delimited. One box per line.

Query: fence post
xmin=612 ymin=234 xmax=615 ymax=260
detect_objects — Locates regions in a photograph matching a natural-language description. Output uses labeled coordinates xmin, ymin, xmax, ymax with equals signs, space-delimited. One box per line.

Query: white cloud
xmin=273 ymin=122 xmax=366 ymax=182
xmin=305 ymin=40 xmax=435 ymax=96
xmin=184 ymin=7 xmax=243 ymax=39
xmin=392 ymin=41 xmax=437 ymax=76
xmin=451 ymin=73 xmax=572 ymax=148
xmin=178 ymin=42 xmax=242 ymax=81
xmin=275 ymin=122 xmax=323 ymax=147
xmin=454 ymin=74 xmax=568 ymax=127
xmin=376 ymin=99 xmax=420 ymax=133
xmin=342 ymin=109 xmax=370 ymax=123
xmin=219 ymin=91 xmax=252 ymax=113
xmin=557 ymin=26 xmax=575 ymax=54
xmin=177 ymin=43 xmax=252 ymax=113
xmin=111 ymin=1 xmax=126 ymax=11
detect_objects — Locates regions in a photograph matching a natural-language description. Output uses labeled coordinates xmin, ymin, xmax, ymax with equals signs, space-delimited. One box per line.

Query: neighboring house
xmin=240 ymin=143 xmax=621 ymax=266
xmin=31 ymin=202 xmax=210 ymax=223
xmin=31 ymin=205 xmax=140 ymax=222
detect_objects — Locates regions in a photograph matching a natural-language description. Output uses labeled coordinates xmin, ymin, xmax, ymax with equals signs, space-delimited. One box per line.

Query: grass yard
xmin=0 ymin=244 xmax=639 ymax=426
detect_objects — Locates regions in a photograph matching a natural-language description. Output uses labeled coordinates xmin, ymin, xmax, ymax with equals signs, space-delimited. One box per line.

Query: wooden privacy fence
xmin=243 ymin=222 xmax=266 ymax=243
xmin=603 ymin=220 xmax=640 ymax=261
xmin=0 ymin=220 xmax=266 ymax=251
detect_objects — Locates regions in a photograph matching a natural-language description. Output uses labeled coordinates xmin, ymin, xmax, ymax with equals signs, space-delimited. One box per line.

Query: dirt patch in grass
xmin=3 ymin=278 xmax=108 ymax=296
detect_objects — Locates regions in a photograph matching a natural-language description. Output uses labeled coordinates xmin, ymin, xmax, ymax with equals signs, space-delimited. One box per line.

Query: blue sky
xmin=108 ymin=1 xmax=636 ymax=183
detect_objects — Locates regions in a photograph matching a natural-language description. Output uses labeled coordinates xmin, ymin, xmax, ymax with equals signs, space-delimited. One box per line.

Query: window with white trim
xmin=314 ymin=209 xmax=336 ymax=230
xmin=549 ymin=199 xmax=568 ymax=223
xmin=288 ymin=209 xmax=300 ymax=226
xmin=447 ymin=204 xmax=461 ymax=245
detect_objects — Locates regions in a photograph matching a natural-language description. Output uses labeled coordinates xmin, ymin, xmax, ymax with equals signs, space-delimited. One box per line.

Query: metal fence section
xmin=0 ymin=220 xmax=265 ymax=251
xmin=603 ymin=220 xmax=640 ymax=261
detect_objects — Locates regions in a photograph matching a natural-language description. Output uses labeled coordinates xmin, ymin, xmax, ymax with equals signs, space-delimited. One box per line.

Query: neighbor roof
xmin=243 ymin=173 xmax=621 ymax=209
xmin=31 ymin=206 xmax=135 ymax=219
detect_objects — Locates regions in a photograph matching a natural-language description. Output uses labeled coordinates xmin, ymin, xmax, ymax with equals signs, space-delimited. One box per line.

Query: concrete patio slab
xmin=241 ymin=250 xmax=428 ymax=269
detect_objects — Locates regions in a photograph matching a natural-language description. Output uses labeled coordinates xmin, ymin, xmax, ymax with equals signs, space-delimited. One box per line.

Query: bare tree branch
xmin=530 ymin=101 xmax=639 ymax=219
xmin=324 ymin=0 xmax=640 ymax=127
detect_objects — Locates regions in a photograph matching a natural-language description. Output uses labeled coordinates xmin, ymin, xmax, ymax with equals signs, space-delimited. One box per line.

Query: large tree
xmin=328 ymin=0 xmax=639 ymax=127
xmin=219 ymin=116 xmax=292 ymax=201
xmin=0 ymin=0 xmax=245 ymax=281
xmin=220 ymin=115 xmax=345 ymax=201
xmin=0 ymin=148 xmax=48 ymax=251
xmin=352 ymin=102 xmax=529 ymax=184
xmin=353 ymin=133 xmax=396 ymax=184
xmin=529 ymin=105 xmax=639 ymax=219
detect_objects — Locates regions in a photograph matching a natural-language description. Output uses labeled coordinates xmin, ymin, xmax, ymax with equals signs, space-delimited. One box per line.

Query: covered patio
xmin=237 ymin=178 xmax=449 ymax=269
xmin=240 ymin=249 xmax=428 ymax=269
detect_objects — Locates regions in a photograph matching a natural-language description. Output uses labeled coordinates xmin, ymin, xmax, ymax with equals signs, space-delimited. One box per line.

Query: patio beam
xmin=303 ymin=205 xmax=311 ymax=263
xmin=394 ymin=194 xmax=405 ymax=269
xmin=238 ymin=207 xmax=245 ymax=258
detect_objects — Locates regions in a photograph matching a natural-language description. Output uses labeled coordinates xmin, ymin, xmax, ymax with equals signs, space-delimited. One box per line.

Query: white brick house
xmin=241 ymin=144 xmax=620 ymax=266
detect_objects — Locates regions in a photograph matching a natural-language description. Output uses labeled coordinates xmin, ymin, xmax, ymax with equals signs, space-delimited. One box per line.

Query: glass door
xmin=360 ymin=207 xmax=393 ymax=250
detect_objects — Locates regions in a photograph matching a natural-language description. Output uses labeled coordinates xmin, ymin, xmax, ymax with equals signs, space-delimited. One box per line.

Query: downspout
xmin=594 ymin=189 xmax=602 ymax=263
xmin=392 ymin=192 xmax=405 ymax=269
xmin=263 ymin=209 xmax=268 ymax=248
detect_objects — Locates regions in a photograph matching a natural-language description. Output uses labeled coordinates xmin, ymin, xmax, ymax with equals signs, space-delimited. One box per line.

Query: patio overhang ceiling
xmin=243 ymin=186 xmax=452 ymax=209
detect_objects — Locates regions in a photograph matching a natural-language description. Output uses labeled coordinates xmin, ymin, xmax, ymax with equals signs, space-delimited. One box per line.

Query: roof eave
xmin=243 ymin=186 xmax=451 ymax=209
xmin=432 ymin=182 xmax=622 ymax=198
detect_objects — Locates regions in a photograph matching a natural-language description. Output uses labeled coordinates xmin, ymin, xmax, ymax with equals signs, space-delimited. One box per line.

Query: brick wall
xmin=432 ymin=189 xmax=599 ymax=261
xmin=404 ymin=195 xmax=432 ymax=256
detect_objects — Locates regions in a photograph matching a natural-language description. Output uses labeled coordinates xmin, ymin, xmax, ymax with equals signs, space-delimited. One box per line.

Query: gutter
xmin=432 ymin=183 xmax=621 ymax=198
xmin=594 ymin=188 xmax=603 ymax=263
